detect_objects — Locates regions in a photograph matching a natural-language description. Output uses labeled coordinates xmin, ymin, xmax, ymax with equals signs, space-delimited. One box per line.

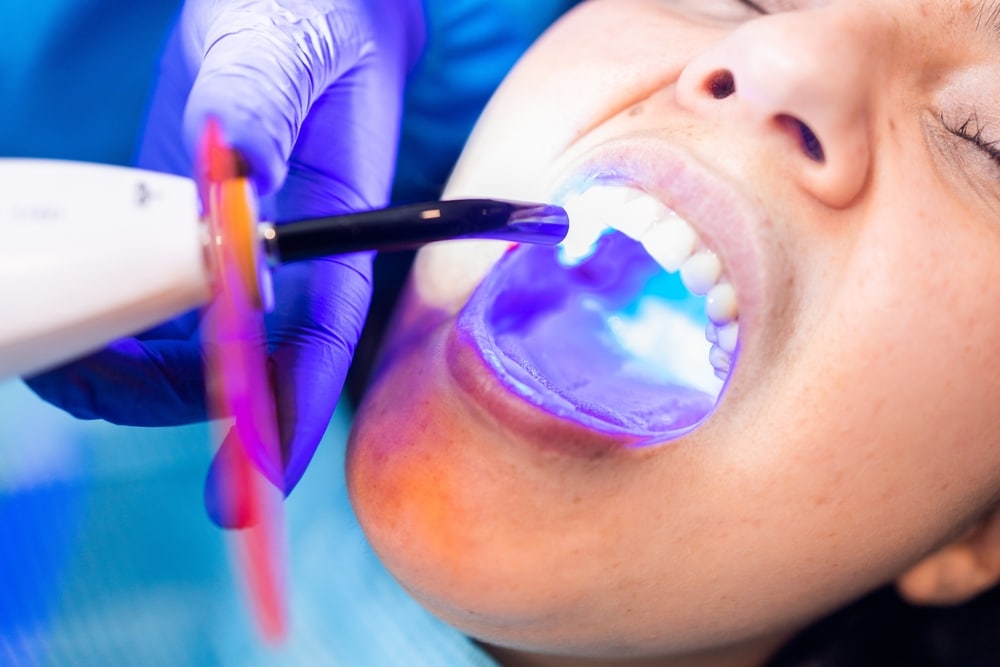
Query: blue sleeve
xmin=392 ymin=0 xmax=582 ymax=204
xmin=0 ymin=0 xmax=181 ymax=164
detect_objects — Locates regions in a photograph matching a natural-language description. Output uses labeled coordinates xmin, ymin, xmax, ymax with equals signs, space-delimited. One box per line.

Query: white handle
xmin=0 ymin=159 xmax=212 ymax=378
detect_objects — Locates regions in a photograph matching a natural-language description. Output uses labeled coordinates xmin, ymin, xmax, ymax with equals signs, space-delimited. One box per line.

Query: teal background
xmin=0 ymin=379 xmax=497 ymax=666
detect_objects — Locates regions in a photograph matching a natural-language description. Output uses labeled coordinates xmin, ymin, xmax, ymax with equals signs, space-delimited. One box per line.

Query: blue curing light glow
xmin=603 ymin=270 xmax=719 ymax=394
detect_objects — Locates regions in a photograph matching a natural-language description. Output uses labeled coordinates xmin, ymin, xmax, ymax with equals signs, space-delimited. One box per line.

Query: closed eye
xmin=944 ymin=112 xmax=1000 ymax=171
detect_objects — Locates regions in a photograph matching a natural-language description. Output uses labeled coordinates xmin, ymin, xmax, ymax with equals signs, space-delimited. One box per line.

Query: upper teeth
xmin=560 ymin=185 xmax=739 ymax=381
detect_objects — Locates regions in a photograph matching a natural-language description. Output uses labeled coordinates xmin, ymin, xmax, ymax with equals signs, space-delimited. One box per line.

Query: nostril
xmin=776 ymin=114 xmax=825 ymax=163
xmin=706 ymin=70 xmax=736 ymax=100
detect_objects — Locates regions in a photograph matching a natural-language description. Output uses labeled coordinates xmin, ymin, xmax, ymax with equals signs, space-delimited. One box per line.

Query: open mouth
xmin=458 ymin=184 xmax=739 ymax=439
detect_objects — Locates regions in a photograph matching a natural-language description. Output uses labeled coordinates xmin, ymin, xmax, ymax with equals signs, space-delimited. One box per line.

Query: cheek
xmin=346 ymin=374 xmax=472 ymax=575
xmin=446 ymin=1 xmax=700 ymax=200
xmin=346 ymin=347 xmax=538 ymax=611
xmin=862 ymin=219 xmax=1000 ymax=420
xmin=795 ymin=205 xmax=1000 ymax=536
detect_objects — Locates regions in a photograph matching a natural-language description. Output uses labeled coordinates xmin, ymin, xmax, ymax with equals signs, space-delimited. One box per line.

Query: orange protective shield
xmin=199 ymin=118 xmax=287 ymax=642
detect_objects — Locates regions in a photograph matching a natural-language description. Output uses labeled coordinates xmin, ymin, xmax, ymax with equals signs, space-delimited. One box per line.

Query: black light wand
xmin=263 ymin=199 xmax=569 ymax=264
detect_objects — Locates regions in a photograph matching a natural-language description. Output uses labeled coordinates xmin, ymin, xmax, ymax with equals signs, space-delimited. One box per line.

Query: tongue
xmin=458 ymin=233 xmax=718 ymax=436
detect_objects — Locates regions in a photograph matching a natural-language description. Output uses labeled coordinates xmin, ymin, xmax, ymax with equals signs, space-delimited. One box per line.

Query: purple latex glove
xmin=26 ymin=0 xmax=425 ymax=519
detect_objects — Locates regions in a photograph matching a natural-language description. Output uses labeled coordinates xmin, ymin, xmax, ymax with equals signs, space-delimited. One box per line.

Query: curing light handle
xmin=264 ymin=199 xmax=569 ymax=264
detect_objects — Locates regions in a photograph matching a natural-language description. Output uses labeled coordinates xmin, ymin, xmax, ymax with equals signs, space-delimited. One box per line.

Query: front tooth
xmin=559 ymin=186 xmax=661 ymax=265
xmin=576 ymin=185 xmax=639 ymax=229
xmin=616 ymin=191 xmax=667 ymax=239
xmin=560 ymin=191 xmax=613 ymax=265
xmin=680 ymin=251 xmax=722 ymax=296
xmin=706 ymin=282 xmax=738 ymax=324
xmin=640 ymin=212 xmax=697 ymax=272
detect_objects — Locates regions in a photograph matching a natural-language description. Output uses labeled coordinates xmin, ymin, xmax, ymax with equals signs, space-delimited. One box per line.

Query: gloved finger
xmin=24 ymin=336 xmax=207 ymax=425
xmin=204 ymin=427 xmax=259 ymax=529
xmin=262 ymin=49 xmax=408 ymax=219
xmin=180 ymin=3 xmax=384 ymax=197
xmin=269 ymin=255 xmax=373 ymax=492
xmin=201 ymin=254 xmax=372 ymax=504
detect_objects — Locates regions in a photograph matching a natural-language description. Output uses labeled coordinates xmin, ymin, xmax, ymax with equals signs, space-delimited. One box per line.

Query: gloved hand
xmin=26 ymin=0 xmax=425 ymax=521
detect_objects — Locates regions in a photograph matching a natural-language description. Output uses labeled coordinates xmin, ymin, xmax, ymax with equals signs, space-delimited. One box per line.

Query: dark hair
xmin=768 ymin=583 xmax=1000 ymax=667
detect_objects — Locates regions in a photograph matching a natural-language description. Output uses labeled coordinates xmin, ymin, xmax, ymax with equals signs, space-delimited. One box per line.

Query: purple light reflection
xmin=460 ymin=232 xmax=721 ymax=437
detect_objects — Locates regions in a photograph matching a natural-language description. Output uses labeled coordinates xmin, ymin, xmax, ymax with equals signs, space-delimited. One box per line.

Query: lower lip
xmin=445 ymin=321 xmax=647 ymax=458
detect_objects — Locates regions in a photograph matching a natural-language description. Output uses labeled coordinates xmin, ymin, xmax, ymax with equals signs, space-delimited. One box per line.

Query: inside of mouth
xmin=461 ymin=231 xmax=724 ymax=438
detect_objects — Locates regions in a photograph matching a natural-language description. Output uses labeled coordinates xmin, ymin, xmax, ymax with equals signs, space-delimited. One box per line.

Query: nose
xmin=676 ymin=10 xmax=877 ymax=208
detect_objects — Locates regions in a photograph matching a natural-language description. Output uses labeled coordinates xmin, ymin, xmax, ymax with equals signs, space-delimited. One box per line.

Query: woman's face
xmin=347 ymin=0 xmax=1000 ymax=664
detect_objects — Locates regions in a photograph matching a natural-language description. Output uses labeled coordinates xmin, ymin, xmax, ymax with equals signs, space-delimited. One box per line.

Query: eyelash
xmin=945 ymin=113 xmax=1000 ymax=169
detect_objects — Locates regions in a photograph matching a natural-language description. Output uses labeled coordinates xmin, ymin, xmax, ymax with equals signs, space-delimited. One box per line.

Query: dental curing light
xmin=0 ymin=160 xmax=568 ymax=380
